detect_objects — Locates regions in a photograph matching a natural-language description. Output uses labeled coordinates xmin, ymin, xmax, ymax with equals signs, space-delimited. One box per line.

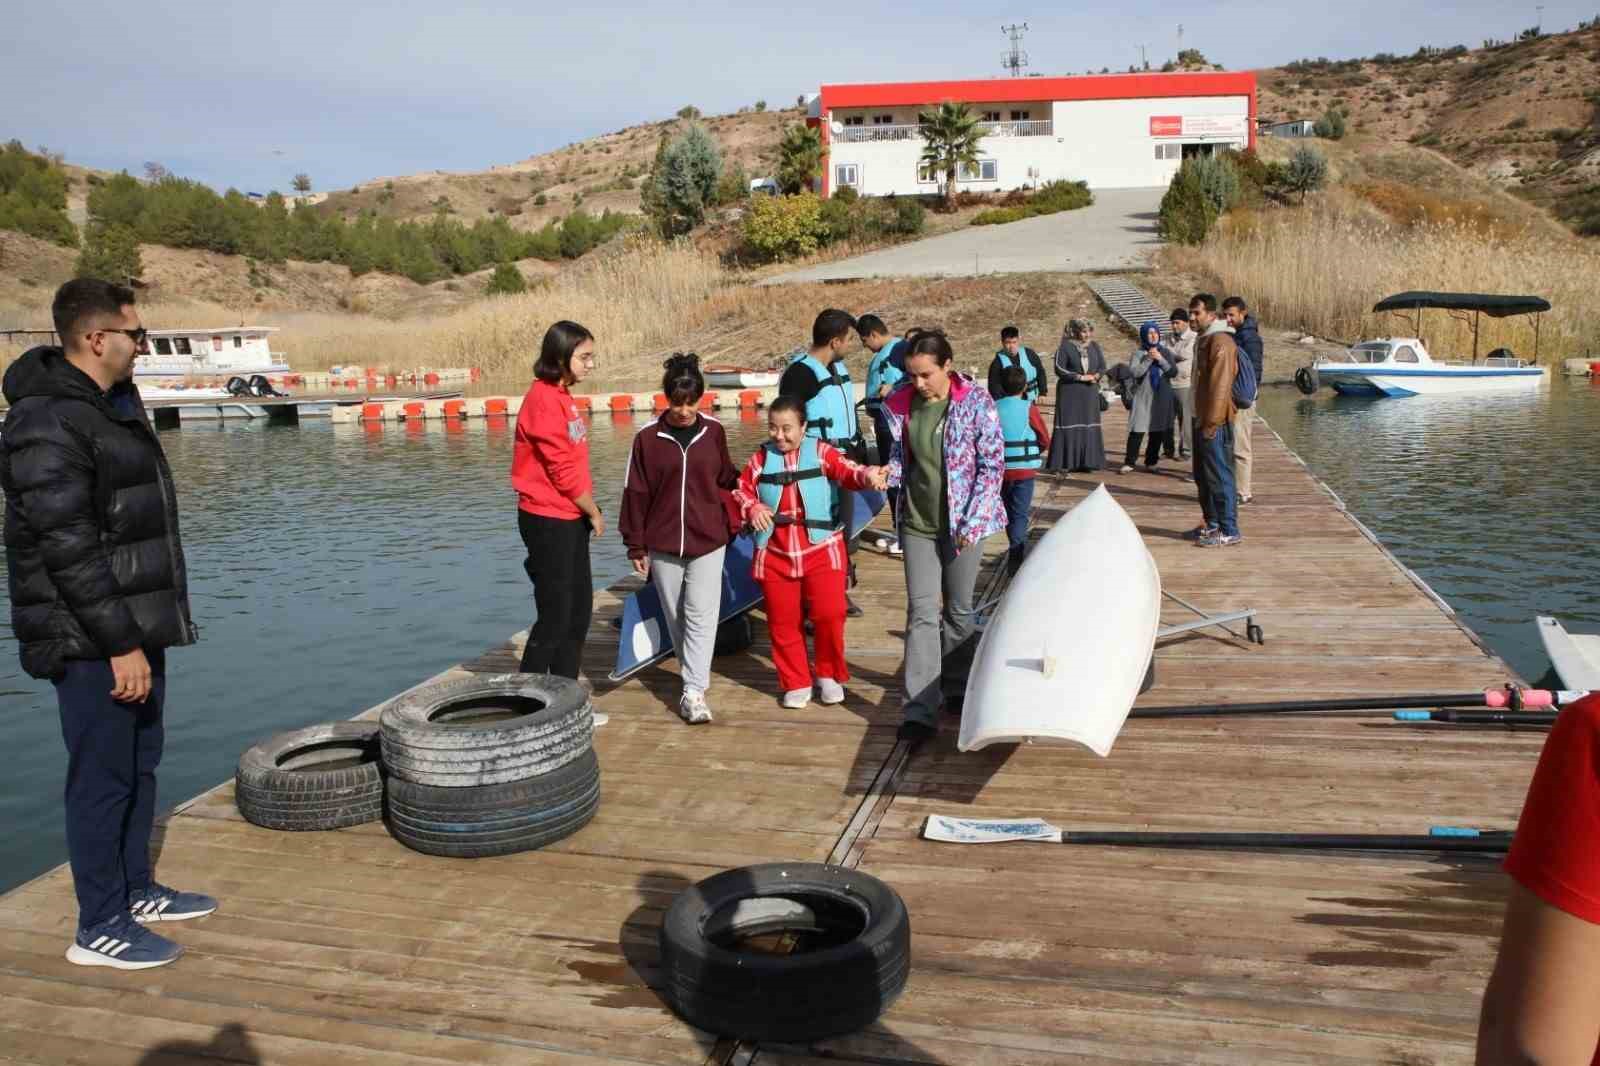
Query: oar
xmin=1130 ymin=686 xmax=1589 ymax=719
xmin=1055 ymin=826 xmax=1512 ymax=853
xmin=1395 ymin=710 xmax=1558 ymax=726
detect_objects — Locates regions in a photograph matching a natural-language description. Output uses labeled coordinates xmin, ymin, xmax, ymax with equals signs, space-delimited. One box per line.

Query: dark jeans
xmin=1124 ymin=430 xmax=1171 ymax=467
xmin=1193 ymin=424 xmax=1239 ymax=536
xmin=1000 ymin=477 xmax=1035 ymax=568
xmin=518 ymin=510 xmax=593 ymax=678
xmin=55 ymin=650 xmax=166 ymax=931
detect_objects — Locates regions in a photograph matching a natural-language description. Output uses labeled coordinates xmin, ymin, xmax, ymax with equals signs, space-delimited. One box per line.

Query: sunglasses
xmin=93 ymin=327 xmax=149 ymax=345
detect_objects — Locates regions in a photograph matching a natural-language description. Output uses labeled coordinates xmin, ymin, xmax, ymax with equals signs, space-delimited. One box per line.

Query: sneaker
xmin=678 ymin=688 xmax=713 ymax=725
xmin=1184 ymin=524 xmax=1219 ymax=541
xmin=1238 ymin=494 xmax=1253 ymax=505
xmin=1118 ymin=465 xmax=1133 ymax=474
xmin=781 ymin=687 xmax=811 ymax=709
xmin=845 ymin=595 xmax=863 ymax=618
xmin=130 ymin=881 xmax=217 ymax=923
xmin=817 ymin=677 xmax=845 ymax=704
xmin=1198 ymin=532 xmax=1243 ymax=548
xmin=886 ymin=540 xmax=904 ymax=558
xmin=897 ymin=720 xmax=937 ymax=743
xmin=66 ymin=913 xmax=183 ymax=970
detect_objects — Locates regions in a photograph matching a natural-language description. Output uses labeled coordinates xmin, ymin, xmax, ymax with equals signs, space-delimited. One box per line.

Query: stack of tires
xmin=378 ymin=673 xmax=601 ymax=858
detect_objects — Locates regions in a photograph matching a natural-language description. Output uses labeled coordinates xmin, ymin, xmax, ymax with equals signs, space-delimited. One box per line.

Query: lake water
xmin=2 ymin=379 xmax=1597 ymax=893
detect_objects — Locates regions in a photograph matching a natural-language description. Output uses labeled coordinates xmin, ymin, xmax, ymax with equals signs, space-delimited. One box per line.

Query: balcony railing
xmin=834 ymin=119 xmax=1053 ymax=144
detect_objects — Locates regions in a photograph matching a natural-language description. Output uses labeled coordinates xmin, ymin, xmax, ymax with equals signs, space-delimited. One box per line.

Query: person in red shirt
xmin=510 ymin=321 xmax=603 ymax=679
xmin=1477 ymin=692 xmax=1600 ymax=1064
xmin=734 ymin=396 xmax=886 ymax=709
xmin=619 ymin=354 xmax=740 ymax=724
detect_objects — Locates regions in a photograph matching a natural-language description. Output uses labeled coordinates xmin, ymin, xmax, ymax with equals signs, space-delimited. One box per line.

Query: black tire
xmin=380 ymin=673 xmax=593 ymax=787
xmin=1294 ymin=366 xmax=1319 ymax=395
xmin=235 ymin=722 xmax=384 ymax=831
xmin=714 ymin=614 xmax=753 ymax=656
xmin=386 ymin=748 xmax=600 ymax=858
xmin=659 ymin=862 xmax=911 ymax=1043
xmin=224 ymin=375 xmax=250 ymax=397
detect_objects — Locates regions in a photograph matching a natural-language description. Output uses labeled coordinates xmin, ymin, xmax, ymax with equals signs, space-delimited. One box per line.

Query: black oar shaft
xmin=1131 ymin=694 xmax=1490 ymax=718
xmin=1060 ymin=831 xmax=1512 ymax=852
xmin=1427 ymin=711 xmax=1557 ymax=725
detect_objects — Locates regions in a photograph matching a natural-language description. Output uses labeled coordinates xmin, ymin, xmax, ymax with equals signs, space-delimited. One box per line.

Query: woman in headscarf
xmin=1119 ymin=320 xmax=1182 ymax=474
xmin=1045 ymin=318 xmax=1106 ymax=473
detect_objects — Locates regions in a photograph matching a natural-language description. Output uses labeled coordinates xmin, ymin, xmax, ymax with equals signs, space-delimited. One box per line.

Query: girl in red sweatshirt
xmin=618 ymin=354 xmax=740 ymax=724
xmin=510 ymin=320 xmax=603 ymax=679
xmin=735 ymin=395 xmax=886 ymax=709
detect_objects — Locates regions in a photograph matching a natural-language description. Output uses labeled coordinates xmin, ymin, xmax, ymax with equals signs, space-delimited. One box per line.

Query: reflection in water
xmin=1256 ymin=377 xmax=1600 ymax=685
xmin=0 ymin=411 xmax=771 ymax=892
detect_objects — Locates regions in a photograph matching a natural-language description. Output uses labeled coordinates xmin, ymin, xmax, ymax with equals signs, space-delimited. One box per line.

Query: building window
xmin=842 ymin=115 xmax=864 ymax=126
xmin=982 ymin=110 xmax=1001 ymax=122
xmin=916 ymin=163 xmax=937 ymax=183
xmin=173 ymin=337 xmax=193 ymax=355
xmin=234 ymin=335 xmax=243 ymax=348
xmin=873 ymin=113 xmax=895 ymax=125
xmin=835 ymin=163 xmax=860 ymax=189
xmin=957 ymin=159 xmax=998 ymax=182
xmin=1155 ymin=143 xmax=1181 ymax=160
xmin=1010 ymin=109 xmax=1031 ymax=121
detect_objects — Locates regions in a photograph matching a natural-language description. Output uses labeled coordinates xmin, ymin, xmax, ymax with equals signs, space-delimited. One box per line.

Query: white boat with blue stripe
xmin=1295 ymin=291 xmax=1550 ymax=399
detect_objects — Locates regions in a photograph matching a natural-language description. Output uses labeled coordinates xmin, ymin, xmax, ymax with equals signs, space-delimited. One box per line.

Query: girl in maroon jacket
xmin=619 ymin=354 xmax=740 ymax=724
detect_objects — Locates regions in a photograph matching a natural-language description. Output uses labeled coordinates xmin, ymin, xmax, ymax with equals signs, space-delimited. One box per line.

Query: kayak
xmin=610 ymin=488 xmax=886 ymax=681
xmin=1536 ymin=616 xmax=1600 ymax=691
xmin=959 ymin=484 xmax=1160 ymax=755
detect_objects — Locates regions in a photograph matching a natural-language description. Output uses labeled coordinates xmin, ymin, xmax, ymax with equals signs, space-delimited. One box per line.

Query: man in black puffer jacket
xmin=2 ymin=278 xmax=216 ymax=971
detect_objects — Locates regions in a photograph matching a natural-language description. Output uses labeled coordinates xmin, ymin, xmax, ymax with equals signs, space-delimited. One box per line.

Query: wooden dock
xmin=0 ymin=409 xmax=1545 ymax=1064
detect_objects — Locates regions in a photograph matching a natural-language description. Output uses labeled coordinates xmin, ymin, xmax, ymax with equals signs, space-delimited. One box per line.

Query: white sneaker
xmin=817 ymin=677 xmax=845 ymax=704
xmin=887 ymin=539 xmax=904 ymax=557
xmin=678 ymin=689 xmax=712 ymax=725
xmin=1119 ymin=464 xmax=1133 ymax=474
xmin=781 ymin=687 xmax=811 ymax=709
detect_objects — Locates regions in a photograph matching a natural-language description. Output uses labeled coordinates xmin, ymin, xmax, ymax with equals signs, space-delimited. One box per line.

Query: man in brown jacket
xmin=1187 ymin=293 xmax=1242 ymax=546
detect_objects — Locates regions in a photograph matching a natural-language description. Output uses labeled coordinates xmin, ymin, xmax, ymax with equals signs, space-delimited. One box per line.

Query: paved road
xmin=764 ymin=187 xmax=1165 ymax=284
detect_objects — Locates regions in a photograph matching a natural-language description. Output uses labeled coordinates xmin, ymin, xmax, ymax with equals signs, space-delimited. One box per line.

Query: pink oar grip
xmin=1482 ymin=688 xmax=1556 ymax=709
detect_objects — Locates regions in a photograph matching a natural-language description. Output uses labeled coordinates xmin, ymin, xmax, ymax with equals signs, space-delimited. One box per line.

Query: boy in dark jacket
xmin=2 ymin=279 xmax=216 ymax=971
xmin=1222 ymin=296 xmax=1263 ymax=503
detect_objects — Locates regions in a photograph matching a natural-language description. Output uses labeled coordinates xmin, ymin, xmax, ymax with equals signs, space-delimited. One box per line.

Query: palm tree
xmin=918 ymin=102 xmax=986 ymax=211
xmin=775 ymin=124 xmax=823 ymax=195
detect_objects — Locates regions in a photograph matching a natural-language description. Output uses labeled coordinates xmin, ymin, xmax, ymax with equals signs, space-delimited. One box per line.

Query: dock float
xmin=0 ymin=408 xmax=1542 ymax=1064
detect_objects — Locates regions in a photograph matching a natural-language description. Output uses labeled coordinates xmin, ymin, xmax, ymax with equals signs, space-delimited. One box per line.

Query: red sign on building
xmin=1149 ymin=115 xmax=1183 ymax=137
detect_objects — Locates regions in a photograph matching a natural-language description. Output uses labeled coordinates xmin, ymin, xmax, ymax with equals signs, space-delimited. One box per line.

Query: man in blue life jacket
xmin=986 ymin=325 xmax=1048 ymax=403
xmin=857 ymin=313 xmax=905 ymax=558
xmin=780 ymin=309 xmax=868 ymax=615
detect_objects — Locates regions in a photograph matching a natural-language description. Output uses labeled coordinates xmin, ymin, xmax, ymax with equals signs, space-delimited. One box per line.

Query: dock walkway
xmin=0 ymin=410 xmax=1543 ymax=1065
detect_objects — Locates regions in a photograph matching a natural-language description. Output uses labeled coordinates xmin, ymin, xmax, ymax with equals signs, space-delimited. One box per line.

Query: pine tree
xmin=486 ymin=261 xmax=527 ymax=295
xmin=76 ymin=222 xmax=143 ymax=283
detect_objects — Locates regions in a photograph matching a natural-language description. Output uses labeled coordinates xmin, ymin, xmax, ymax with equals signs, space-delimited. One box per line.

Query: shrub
xmin=486 ymin=261 xmax=526 ymax=295
xmin=1282 ymin=146 xmax=1329 ymax=203
xmin=971 ymin=206 xmax=1028 ymax=225
xmin=742 ymin=193 xmax=825 ymax=259
xmin=677 ymin=105 xmax=701 ymax=120
xmin=534 ymin=193 xmax=548 ymax=206
xmin=714 ymin=160 xmax=749 ymax=206
xmin=754 ymin=100 xmax=767 ymax=112
xmin=1189 ymin=154 xmax=1242 ymax=214
xmin=1313 ymin=107 xmax=1348 ymax=139
xmin=968 ymin=180 xmax=1091 ymax=226
xmin=0 ymin=140 xmax=78 ymax=246
xmin=833 ymin=185 xmax=859 ymax=204
xmin=1157 ymin=164 xmax=1218 ymax=244
xmin=893 ymin=197 xmax=925 ymax=235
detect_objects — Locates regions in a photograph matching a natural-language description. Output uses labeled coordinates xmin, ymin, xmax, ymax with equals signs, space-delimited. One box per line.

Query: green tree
xmin=0 ymin=141 xmax=78 ymax=246
xmin=775 ymin=124 xmax=822 ymax=195
xmin=676 ymin=105 xmax=701 ymax=120
xmin=918 ymin=101 xmax=986 ymax=211
xmin=76 ymin=222 xmax=143 ymax=283
xmin=291 ymin=173 xmax=312 ymax=199
xmin=754 ymin=99 xmax=767 ymax=113
xmin=742 ymin=193 xmax=825 ymax=260
xmin=1313 ymin=107 xmax=1348 ymax=140
xmin=645 ymin=123 xmax=722 ymax=235
xmin=1282 ymin=146 xmax=1329 ymax=203
xmin=1157 ymin=162 xmax=1219 ymax=244
xmin=486 ymin=261 xmax=527 ymax=295
xmin=715 ymin=159 xmax=750 ymax=206
xmin=1189 ymin=154 xmax=1242 ymax=215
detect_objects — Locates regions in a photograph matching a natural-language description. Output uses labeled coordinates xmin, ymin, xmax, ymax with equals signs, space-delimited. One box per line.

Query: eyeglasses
xmin=92 ymin=327 xmax=148 ymax=345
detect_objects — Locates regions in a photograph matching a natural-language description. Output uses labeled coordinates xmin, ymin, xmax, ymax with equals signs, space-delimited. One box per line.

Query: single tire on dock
xmin=658 ymin=862 xmax=911 ymax=1043
xmin=385 ymin=748 xmax=601 ymax=858
xmin=235 ymin=722 xmax=385 ymax=831
xmin=380 ymin=673 xmax=593 ymax=788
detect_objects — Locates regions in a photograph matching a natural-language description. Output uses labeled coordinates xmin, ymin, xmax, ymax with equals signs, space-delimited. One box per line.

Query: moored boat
xmin=1536 ymin=616 xmax=1600 ymax=691
xmin=959 ymin=484 xmax=1160 ymax=755
xmin=702 ymin=365 xmax=781 ymax=389
xmin=136 ymin=326 xmax=289 ymax=380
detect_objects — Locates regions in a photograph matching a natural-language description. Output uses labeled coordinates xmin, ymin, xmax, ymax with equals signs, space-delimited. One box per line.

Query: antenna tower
xmin=1001 ymin=23 xmax=1030 ymax=77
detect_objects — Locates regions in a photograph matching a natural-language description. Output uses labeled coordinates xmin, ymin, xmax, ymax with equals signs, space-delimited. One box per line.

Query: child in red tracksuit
xmin=735 ymin=396 xmax=886 ymax=709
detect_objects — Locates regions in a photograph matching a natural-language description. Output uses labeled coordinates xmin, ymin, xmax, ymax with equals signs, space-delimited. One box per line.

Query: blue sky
xmin=3 ymin=0 xmax=1589 ymax=194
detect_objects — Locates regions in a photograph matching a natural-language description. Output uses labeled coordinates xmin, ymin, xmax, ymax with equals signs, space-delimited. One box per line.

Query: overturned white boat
xmin=959 ymin=484 xmax=1160 ymax=756
xmin=1536 ymin=616 xmax=1600 ymax=692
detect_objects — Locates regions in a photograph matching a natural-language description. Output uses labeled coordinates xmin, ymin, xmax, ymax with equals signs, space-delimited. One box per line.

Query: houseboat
xmin=137 ymin=327 xmax=289 ymax=379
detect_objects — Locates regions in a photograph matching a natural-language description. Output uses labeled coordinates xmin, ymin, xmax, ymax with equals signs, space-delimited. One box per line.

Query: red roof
xmin=820 ymin=71 xmax=1255 ymax=110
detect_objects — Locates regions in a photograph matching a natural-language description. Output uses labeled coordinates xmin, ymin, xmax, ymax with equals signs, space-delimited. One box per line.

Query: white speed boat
xmin=702 ymin=365 xmax=780 ymax=389
xmin=959 ymin=484 xmax=1160 ymax=756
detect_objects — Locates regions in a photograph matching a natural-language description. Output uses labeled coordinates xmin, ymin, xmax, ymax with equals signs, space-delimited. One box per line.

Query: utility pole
xmin=1001 ymin=23 xmax=1030 ymax=77
xmin=1137 ymin=43 xmax=1148 ymax=70
xmin=1177 ymin=23 xmax=1184 ymax=63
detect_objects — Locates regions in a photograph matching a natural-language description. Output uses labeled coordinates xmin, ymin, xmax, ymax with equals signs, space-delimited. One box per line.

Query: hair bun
xmin=663 ymin=351 xmax=701 ymax=371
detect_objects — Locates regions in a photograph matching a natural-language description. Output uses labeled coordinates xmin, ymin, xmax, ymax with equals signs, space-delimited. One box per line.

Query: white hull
xmin=1536 ymin=616 xmax=1600 ymax=691
xmin=136 ymin=360 xmax=290 ymax=379
xmin=703 ymin=369 xmax=779 ymax=389
xmin=959 ymin=484 xmax=1160 ymax=756
xmin=1322 ymin=367 xmax=1546 ymax=398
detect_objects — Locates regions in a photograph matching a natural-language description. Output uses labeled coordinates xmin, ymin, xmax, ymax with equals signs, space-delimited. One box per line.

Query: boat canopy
xmin=1372 ymin=292 xmax=1551 ymax=318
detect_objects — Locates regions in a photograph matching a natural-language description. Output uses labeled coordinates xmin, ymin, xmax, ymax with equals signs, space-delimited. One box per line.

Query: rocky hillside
xmin=1257 ymin=21 xmax=1600 ymax=231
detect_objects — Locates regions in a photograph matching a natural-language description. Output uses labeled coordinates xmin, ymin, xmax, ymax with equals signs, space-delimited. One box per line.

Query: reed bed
xmin=1162 ymin=193 xmax=1600 ymax=362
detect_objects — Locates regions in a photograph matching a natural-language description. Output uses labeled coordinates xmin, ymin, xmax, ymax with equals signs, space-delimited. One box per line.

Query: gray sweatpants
xmin=649 ymin=547 xmax=725 ymax=694
xmin=901 ymin=531 xmax=984 ymax=727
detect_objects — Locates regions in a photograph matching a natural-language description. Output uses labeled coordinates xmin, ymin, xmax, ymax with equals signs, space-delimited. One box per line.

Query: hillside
xmin=1257 ymin=21 xmax=1600 ymax=230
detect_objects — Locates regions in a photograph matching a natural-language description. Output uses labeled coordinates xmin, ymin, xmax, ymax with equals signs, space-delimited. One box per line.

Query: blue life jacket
xmin=996 ymin=396 xmax=1042 ymax=471
xmin=752 ymin=437 xmax=839 ymax=549
xmin=790 ymin=352 xmax=859 ymax=442
xmin=994 ymin=348 xmax=1042 ymax=400
xmin=864 ymin=339 xmax=905 ymax=415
